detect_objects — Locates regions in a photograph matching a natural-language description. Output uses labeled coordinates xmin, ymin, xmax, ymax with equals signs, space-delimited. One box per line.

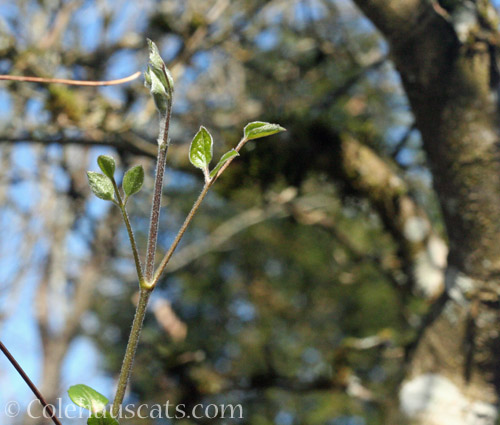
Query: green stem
xmin=111 ymin=66 xmax=174 ymax=416
xmin=151 ymin=182 xmax=210 ymax=287
xmin=111 ymin=287 xmax=151 ymax=417
xmin=112 ymin=180 xmax=144 ymax=283
xmin=151 ymin=137 xmax=248 ymax=287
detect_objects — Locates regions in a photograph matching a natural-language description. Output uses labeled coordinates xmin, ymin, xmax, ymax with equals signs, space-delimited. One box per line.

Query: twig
xmin=111 ymin=180 xmax=144 ymax=283
xmin=151 ymin=136 xmax=249 ymax=287
xmin=0 ymin=71 xmax=141 ymax=86
xmin=151 ymin=182 xmax=211 ymax=287
xmin=143 ymin=72 xmax=173 ymax=283
xmin=144 ymin=143 xmax=169 ymax=283
xmin=112 ymin=65 xmax=173 ymax=411
xmin=111 ymin=289 xmax=151 ymax=416
xmin=0 ymin=340 xmax=63 ymax=425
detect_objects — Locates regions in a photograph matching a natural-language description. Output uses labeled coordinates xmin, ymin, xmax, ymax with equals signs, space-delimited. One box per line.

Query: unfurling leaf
xmin=145 ymin=66 xmax=169 ymax=115
xmin=146 ymin=39 xmax=174 ymax=95
xmin=97 ymin=155 xmax=116 ymax=179
xmin=87 ymin=172 xmax=114 ymax=201
xmin=244 ymin=121 xmax=286 ymax=141
xmin=123 ymin=165 xmax=144 ymax=197
xmin=145 ymin=39 xmax=174 ymax=117
xmin=68 ymin=384 xmax=109 ymax=413
xmin=189 ymin=126 xmax=213 ymax=171
xmin=209 ymin=149 xmax=239 ymax=179
xmin=87 ymin=411 xmax=120 ymax=425
xmin=144 ymin=67 xmax=152 ymax=88
xmin=147 ymin=39 xmax=165 ymax=71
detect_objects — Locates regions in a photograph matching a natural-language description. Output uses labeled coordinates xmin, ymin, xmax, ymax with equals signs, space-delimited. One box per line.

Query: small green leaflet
xmin=244 ymin=121 xmax=285 ymax=140
xmin=87 ymin=172 xmax=114 ymax=201
xmin=123 ymin=165 xmax=144 ymax=197
xmin=87 ymin=412 xmax=120 ymax=425
xmin=210 ymin=149 xmax=239 ymax=179
xmin=189 ymin=126 xmax=213 ymax=171
xmin=97 ymin=155 xmax=116 ymax=179
xmin=68 ymin=384 xmax=109 ymax=413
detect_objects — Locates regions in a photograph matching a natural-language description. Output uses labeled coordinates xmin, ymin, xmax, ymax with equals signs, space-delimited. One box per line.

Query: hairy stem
xmin=120 ymin=204 xmax=144 ymax=283
xmin=111 ymin=288 xmax=151 ymax=417
xmin=112 ymin=180 xmax=144 ymax=283
xmin=152 ymin=182 xmax=211 ymax=286
xmin=212 ymin=137 xmax=247 ymax=182
xmin=144 ymin=95 xmax=172 ymax=283
xmin=144 ymin=142 xmax=168 ymax=282
xmin=112 ymin=102 xmax=172 ymax=413
xmin=151 ymin=137 xmax=248 ymax=287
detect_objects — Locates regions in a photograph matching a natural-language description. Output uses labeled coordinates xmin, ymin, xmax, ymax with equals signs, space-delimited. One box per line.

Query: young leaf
xmin=163 ymin=66 xmax=174 ymax=93
xmin=147 ymin=38 xmax=165 ymax=71
xmin=87 ymin=172 xmax=115 ymax=201
xmin=146 ymin=66 xmax=169 ymax=115
xmin=123 ymin=165 xmax=144 ymax=197
xmin=244 ymin=121 xmax=286 ymax=140
xmin=146 ymin=39 xmax=174 ymax=94
xmin=68 ymin=384 xmax=109 ymax=413
xmin=97 ymin=155 xmax=116 ymax=179
xmin=189 ymin=126 xmax=213 ymax=171
xmin=87 ymin=411 xmax=120 ymax=425
xmin=209 ymin=149 xmax=239 ymax=179
xmin=144 ymin=67 xmax=152 ymax=88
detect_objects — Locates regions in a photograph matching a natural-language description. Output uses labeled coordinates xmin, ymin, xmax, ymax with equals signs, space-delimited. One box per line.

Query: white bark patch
xmin=400 ymin=374 xmax=497 ymax=425
xmin=404 ymin=217 xmax=430 ymax=243
xmin=446 ymin=266 xmax=475 ymax=305
xmin=414 ymin=235 xmax=447 ymax=299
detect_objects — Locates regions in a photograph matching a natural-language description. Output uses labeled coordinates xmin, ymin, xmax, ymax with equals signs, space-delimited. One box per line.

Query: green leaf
xmin=146 ymin=39 xmax=174 ymax=93
xmin=97 ymin=155 xmax=116 ymax=179
xmin=144 ymin=67 xmax=152 ymax=88
xmin=146 ymin=66 xmax=169 ymax=115
xmin=209 ymin=149 xmax=239 ymax=179
xmin=87 ymin=172 xmax=115 ymax=201
xmin=123 ymin=165 xmax=144 ymax=197
xmin=189 ymin=126 xmax=213 ymax=171
xmin=244 ymin=121 xmax=286 ymax=140
xmin=87 ymin=411 xmax=119 ymax=425
xmin=144 ymin=40 xmax=174 ymax=116
xmin=163 ymin=66 xmax=174 ymax=92
xmin=68 ymin=384 xmax=109 ymax=413
xmin=147 ymin=38 xmax=165 ymax=71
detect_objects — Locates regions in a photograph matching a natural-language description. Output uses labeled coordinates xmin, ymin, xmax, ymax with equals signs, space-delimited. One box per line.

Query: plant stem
xmin=120 ymin=204 xmax=144 ymax=283
xmin=211 ymin=137 xmax=247 ymax=182
xmin=151 ymin=182 xmax=210 ymax=287
xmin=112 ymin=92 xmax=173 ymax=415
xmin=144 ymin=95 xmax=173 ymax=284
xmin=0 ymin=341 xmax=63 ymax=425
xmin=111 ymin=287 xmax=151 ymax=417
xmin=112 ymin=180 xmax=144 ymax=283
xmin=144 ymin=142 xmax=168 ymax=282
xmin=151 ymin=137 xmax=248 ymax=287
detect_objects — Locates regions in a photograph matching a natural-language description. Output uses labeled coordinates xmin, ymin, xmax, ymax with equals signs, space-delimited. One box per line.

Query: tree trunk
xmin=353 ymin=1 xmax=500 ymax=424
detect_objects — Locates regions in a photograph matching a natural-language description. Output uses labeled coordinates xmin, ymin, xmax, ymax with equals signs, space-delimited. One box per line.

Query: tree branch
xmin=338 ymin=135 xmax=447 ymax=299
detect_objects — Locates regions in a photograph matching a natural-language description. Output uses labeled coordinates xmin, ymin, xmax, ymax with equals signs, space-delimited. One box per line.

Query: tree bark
xmin=353 ymin=0 xmax=500 ymax=424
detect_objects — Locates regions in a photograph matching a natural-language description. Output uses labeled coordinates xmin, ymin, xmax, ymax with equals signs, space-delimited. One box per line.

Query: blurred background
xmin=0 ymin=0 xmax=458 ymax=424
